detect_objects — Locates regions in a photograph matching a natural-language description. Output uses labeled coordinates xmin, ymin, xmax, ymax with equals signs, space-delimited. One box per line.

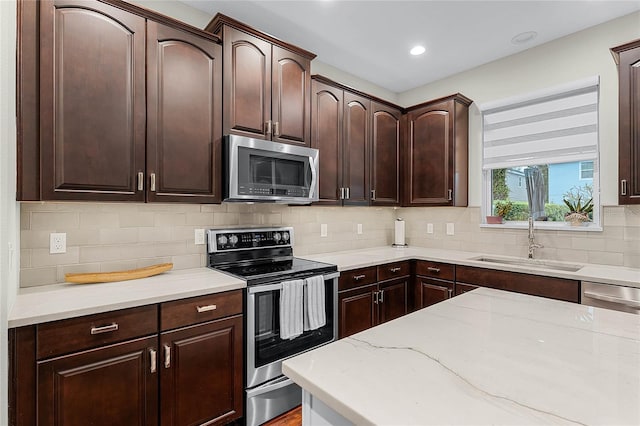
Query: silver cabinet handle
xmin=196 ymin=304 xmax=217 ymax=313
xmin=346 ymin=187 xmax=350 ymax=199
xmin=373 ymin=290 xmax=379 ymax=304
xmin=389 ymin=267 xmax=401 ymax=273
xmin=371 ymin=189 xmax=376 ymax=200
xmin=448 ymin=289 xmax=453 ymax=298
xmin=379 ymin=290 xmax=384 ymax=303
xmin=150 ymin=173 xmax=156 ymax=192
xmin=427 ymin=267 xmax=441 ymax=273
xmin=137 ymin=172 xmax=144 ymax=191
xmin=273 ymin=121 xmax=280 ymax=137
xmin=340 ymin=187 xmax=345 ymax=200
xmin=265 ymin=120 xmax=273 ymax=136
xmin=90 ymin=323 xmax=118 ymax=335
xmin=353 ymin=274 xmax=366 ymax=281
xmin=448 ymin=189 xmax=453 ymax=201
xmin=163 ymin=344 xmax=171 ymax=369
xmin=149 ymin=348 xmax=157 ymax=373
xmin=621 ymin=179 xmax=627 ymax=196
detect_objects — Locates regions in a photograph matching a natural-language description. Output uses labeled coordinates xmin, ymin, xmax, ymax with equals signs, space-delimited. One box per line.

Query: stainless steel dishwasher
xmin=581 ymin=281 xmax=640 ymax=314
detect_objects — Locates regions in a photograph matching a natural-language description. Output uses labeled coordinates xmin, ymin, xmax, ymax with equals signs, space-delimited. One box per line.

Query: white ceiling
xmin=181 ymin=0 xmax=640 ymax=93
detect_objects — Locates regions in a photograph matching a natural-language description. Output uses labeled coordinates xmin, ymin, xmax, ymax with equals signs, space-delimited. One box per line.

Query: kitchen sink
xmin=471 ymin=256 xmax=583 ymax=272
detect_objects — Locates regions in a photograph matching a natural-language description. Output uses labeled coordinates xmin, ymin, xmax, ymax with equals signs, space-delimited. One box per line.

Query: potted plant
xmin=563 ymin=196 xmax=593 ymax=226
xmin=486 ymin=200 xmax=513 ymax=224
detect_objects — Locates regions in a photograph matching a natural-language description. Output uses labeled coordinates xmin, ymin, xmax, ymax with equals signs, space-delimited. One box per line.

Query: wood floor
xmin=263 ymin=405 xmax=302 ymax=426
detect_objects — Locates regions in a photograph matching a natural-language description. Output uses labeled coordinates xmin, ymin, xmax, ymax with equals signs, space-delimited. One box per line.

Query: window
xmin=580 ymin=161 xmax=594 ymax=180
xmin=481 ymin=76 xmax=600 ymax=229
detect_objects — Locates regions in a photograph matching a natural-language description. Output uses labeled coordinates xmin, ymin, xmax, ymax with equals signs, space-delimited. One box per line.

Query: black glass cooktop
xmin=213 ymin=257 xmax=336 ymax=286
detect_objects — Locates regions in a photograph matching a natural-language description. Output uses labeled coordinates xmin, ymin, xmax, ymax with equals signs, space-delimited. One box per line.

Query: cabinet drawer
xmin=160 ymin=290 xmax=243 ymax=331
xmin=415 ymin=260 xmax=455 ymax=281
xmin=339 ymin=266 xmax=377 ymax=291
xmin=377 ymin=261 xmax=410 ymax=281
xmin=37 ymin=305 xmax=158 ymax=359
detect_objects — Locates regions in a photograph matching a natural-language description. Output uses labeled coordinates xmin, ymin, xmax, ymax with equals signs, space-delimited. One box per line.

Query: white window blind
xmin=480 ymin=76 xmax=599 ymax=170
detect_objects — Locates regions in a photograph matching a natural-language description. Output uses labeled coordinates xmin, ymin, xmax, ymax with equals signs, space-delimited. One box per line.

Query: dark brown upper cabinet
xmin=206 ymin=14 xmax=315 ymax=147
xmin=311 ymin=76 xmax=402 ymax=206
xmin=18 ymin=0 xmax=223 ymax=203
xmin=371 ymin=102 xmax=402 ymax=205
xmin=404 ymin=94 xmax=472 ymax=207
xmin=146 ymin=21 xmax=222 ymax=203
xmin=612 ymin=39 xmax=640 ymax=205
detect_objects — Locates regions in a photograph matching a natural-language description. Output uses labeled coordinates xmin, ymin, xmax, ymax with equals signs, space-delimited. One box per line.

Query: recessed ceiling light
xmin=410 ymin=45 xmax=426 ymax=56
xmin=511 ymin=31 xmax=538 ymax=45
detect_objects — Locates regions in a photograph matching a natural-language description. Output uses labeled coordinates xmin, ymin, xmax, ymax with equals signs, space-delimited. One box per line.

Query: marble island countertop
xmin=300 ymin=246 xmax=640 ymax=288
xmin=283 ymin=288 xmax=640 ymax=425
xmin=8 ymin=267 xmax=245 ymax=328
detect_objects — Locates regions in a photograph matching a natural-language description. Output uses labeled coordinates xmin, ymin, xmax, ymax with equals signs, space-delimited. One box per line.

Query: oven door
xmin=246 ymin=272 xmax=338 ymax=388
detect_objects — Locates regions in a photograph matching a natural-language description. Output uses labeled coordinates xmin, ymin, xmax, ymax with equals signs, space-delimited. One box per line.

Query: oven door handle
xmin=246 ymin=376 xmax=294 ymax=398
xmin=248 ymin=272 xmax=340 ymax=294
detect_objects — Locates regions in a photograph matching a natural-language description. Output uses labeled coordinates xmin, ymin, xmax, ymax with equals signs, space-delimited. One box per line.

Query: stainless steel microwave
xmin=223 ymin=135 xmax=319 ymax=204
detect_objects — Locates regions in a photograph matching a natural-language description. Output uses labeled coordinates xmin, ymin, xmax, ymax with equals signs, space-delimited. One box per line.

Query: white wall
xmin=0 ymin=0 xmax=19 ymax=423
xmin=398 ymin=11 xmax=640 ymax=207
xmin=129 ymin=0 xmax=212 ymax=28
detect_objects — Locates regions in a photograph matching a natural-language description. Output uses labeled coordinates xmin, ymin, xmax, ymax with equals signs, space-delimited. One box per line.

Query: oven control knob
xmin=217 ymin=235 xmax=228 ymax=246
xmin=229 ymin=234 xmax=239 ymax=245
xmin=282 ymin=232 xmax=290 ymax=242
xmin=273 ymin=232 xmax=281 ymax=242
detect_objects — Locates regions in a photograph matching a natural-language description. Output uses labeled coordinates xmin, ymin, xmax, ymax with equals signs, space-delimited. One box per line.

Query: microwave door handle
xmin=308 ymin=155 xmax=318 ymax=199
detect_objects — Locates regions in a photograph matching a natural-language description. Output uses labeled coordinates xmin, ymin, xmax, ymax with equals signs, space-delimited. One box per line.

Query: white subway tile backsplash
xmin=19 ymin=202 xmax=640 ymax=287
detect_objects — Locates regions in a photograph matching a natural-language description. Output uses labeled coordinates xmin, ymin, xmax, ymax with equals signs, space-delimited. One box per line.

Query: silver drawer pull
xmin=196 ymin=304 xmax=217 ymax=313
xmin=90 ymin=323 xmax=119 ymax=335
xmin=389 ymin=267 xmax=401 ymax=273
xmin=353 ymin=274 xmax=366 ymax=281
xmin=164 ymin=344 xmax=171 ymax=368
xmin=427 ymin=267 xmax=441 ymax=273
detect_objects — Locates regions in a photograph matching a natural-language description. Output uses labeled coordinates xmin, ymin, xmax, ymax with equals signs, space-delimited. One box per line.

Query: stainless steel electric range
xmin=207 ymin=227 xmax=338 ymax=426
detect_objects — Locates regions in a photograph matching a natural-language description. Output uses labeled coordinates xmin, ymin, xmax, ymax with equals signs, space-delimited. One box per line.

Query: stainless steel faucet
xmin=528 ymin=217 xmax=543 ymax=259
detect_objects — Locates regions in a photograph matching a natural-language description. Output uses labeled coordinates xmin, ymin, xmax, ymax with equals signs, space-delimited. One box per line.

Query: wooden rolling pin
xmin=65 ymin=263 xmax=173 ymax=284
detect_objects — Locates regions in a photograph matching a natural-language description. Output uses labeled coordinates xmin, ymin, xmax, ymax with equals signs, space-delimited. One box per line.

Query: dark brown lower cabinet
xmin=338 ymin=280 xmax=408 ymax=338
xmin=454 ymin=282 xmax=479 ymax=296
xmin=415 ymin=276 xmax=453 ymax=309
xmin=37 ymin=336 xmax=159 ymax=426
xmin=160 ymin=315 xmax=243 ymax=426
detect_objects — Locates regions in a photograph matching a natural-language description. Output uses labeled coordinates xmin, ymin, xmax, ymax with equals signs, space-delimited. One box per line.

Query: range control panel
xmin=207 ymin=227 xmax=293 ymax=252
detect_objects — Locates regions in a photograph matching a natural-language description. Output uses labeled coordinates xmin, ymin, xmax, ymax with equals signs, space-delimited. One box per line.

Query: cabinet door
xmin=160 ymin=315 xmax=243 ymax=426
xmin=222 ymin=27 xmax=271 ymax=140
xmin=272 ymin=46 xmax=311 ymax=146
xmin=146 ymin=22 xmax=222 ymax=203
xmin=338 ymin=285 xmax=376 ymax=338
xmin=38 ymin=336 xmax=158 ymax=425
xmin=371 ymin=102 xmax=401 ymax=206
xmin=311 ymin=80 xmax=343 ymax=205
xmin=615 ymin=42 xmax=640 ymax=204
xmin=39 ymin=0 xmax=146 ymax=201
xmin=406 ymin=101 xmax=453 ymax=206
xmin=416 ymin=277 xmax=452 ymax=309
xmin=343 ymin=92 xmax=371 ymax=206
xmin=455 ymin=283 xmax=479 ymax=296
xmin=378 ymin=279 xmax=407 ymax=324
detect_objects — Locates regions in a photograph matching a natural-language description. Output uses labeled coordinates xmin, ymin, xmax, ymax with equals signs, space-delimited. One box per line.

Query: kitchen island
xmin=282 ymin=288 xmax=640 ymax=425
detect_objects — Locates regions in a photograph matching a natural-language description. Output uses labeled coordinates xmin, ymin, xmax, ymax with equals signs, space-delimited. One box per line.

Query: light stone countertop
xmin=299 ymin=246 xmax=640 ymax=288
xmin=283 ymin=287 xmax=640 ymax=425
xmin=8 ymin=267 xmax=245 ymax=328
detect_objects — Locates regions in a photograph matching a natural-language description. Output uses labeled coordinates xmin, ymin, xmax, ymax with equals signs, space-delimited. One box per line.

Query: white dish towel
xmin=304 ymin=275 xmax=326 ymax=331
xmin=279 ymin=279 xmax=304 ymax=340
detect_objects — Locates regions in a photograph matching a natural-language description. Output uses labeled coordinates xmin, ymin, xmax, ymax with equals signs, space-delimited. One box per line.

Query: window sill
xmin=479 ymin=221 xmax=603 ymax=232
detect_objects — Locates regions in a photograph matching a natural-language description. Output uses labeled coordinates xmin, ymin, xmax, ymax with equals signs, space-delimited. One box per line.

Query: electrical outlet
xmin=50 ymin=233 xmax=66 ymax=254
xmin=357 ymin=224 xmax=363 ymax=234
xmin=194 ymin=229 xmax=205 ymax=245
xmin=446 ymin=223 xmax=455 ymax=236
xmin=427 ymin=223 xmax=434 ymax=234
xmin=320 ymin=224 xmax=328 ymax=237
